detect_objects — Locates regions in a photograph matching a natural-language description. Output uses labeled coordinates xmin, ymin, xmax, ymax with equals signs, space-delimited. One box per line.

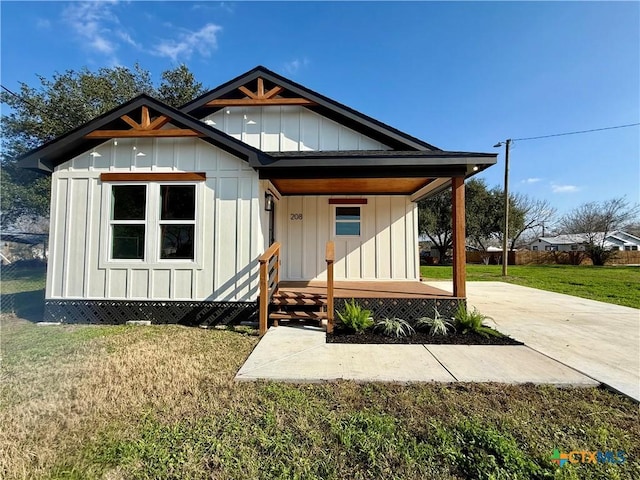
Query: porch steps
xmin=269 ymin=292 xmax=328 ymax=327
xmin=271 ymin=296 xmax=327 ymax=306
xmin=269 ymin=311 xmax=328 ymax=321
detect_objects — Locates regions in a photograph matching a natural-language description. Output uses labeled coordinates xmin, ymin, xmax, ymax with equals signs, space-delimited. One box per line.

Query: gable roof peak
xmin=181 ymin=65 xmax=441 ymax=152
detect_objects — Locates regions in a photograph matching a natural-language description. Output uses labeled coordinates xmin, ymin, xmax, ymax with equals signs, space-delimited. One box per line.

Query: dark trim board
xmin=44 ymin=300 xmax=257 ymax=327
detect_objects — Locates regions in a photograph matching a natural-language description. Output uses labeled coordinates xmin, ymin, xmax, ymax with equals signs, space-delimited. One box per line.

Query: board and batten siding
xmin=204 ymin=106 xmax=391 ymax=152
xmin=277 ymin=196 xmax=419 ymax=281
xmin=46 ymin=137 xmax=265 ymax=302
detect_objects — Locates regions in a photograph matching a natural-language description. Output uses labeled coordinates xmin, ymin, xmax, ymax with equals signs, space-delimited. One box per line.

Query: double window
xmin=110 ymin=183 xmax=196 ymax=261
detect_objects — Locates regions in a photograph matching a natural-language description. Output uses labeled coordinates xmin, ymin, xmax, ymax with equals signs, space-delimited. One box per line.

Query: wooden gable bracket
xmin=205 ymin=77 xmax=317 ymax=107
xmin=85 ymin=106 xmax=206 ymax=138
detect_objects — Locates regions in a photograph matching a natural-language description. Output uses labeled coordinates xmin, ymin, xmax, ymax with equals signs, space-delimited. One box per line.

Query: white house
xmin=529 ymin=231 xmax=640 ymax=252
xmin=19 ymin=66 xmax=496 ymax=333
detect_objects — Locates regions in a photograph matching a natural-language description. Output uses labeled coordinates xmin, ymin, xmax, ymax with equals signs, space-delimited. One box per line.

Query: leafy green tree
xmin=418 ymin=178 xmax=527 ymax=258
xmin=157 ymin=64 xmax=204 ymax=108
xmin=1 ymin=64 xmax=206 ymax=228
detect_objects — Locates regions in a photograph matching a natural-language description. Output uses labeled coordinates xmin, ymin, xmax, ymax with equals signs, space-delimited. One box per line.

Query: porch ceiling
xmin=271 ymin=177 xmax=433 ymax=195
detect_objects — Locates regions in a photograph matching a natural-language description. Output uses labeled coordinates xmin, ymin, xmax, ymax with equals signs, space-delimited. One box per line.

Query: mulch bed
xmin=326 ymin=328 xmax=523 ymax=345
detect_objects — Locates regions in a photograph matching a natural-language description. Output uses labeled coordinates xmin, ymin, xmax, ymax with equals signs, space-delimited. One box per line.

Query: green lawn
xmin=1 ymin=314 xmax=639 ymax=479
xmin=421 ymin=264 xmax=640 ymax=309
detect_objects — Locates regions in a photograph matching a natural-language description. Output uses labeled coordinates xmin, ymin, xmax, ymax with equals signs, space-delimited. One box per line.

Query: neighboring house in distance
xmin=18 ymin=66 xmax=496 ymax=333
xmin=528 ymin=231 xmax=640 ymax=252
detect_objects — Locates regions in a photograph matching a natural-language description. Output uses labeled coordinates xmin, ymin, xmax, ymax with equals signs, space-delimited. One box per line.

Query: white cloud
xmin=36 ymin=18 xmax=51 ymax=30
xmin=551 ymin=183 xmax=580 ymax=193
xmin=62 ymin=3 xmax=220 ymax=64
xmin=116 ymin=31 xmax=140 ymax=49
xmin=153 ymin=24 xmax=222 ymax=62
xmin=283 ymin=57 xmax=310 ymax=74
xmin=521 ymin=177 xmax=542 ymax=184
xmin=63 ymin=1 xmax=120 ymax=57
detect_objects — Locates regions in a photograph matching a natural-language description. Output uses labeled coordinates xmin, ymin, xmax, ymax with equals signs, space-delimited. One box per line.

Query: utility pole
xmin=501 ymin=139 xmax=511 ymax=276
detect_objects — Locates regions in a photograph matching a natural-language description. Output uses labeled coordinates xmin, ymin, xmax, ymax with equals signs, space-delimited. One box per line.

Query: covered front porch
xmin=258 ymin=240 xmax=465 ymax=336
xmin=255 ymin=149 xmax=498 ymax=336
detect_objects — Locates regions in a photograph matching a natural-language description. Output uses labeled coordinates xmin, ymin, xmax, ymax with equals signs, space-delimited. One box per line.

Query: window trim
xmin=332 ymin=205 xmax=363 ymax=238
xmin=109 ymin=184 xmax=148 ymax=261
xmin=100 ymin=180 xmax=204 ymax=270
xmin=158 ymin=184 xmax=197 ymax=261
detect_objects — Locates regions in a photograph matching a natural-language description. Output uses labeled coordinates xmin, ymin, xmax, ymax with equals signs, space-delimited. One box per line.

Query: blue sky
xmin=1 ymin=1 xmax=638 ymax=215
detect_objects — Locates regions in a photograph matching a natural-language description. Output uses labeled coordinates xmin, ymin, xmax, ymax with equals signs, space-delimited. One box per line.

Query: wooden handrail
xmin=258 ymin=242 xmax=281 ymax=336
xmin=325 ymin=241 xmax=335 ymax=334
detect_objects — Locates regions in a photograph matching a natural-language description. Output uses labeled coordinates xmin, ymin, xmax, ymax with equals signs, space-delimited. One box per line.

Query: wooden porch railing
xmin=258 ymin=242 xmax=281 ymax=336
xmin=325 ymin=241 xmax=335 ymax=334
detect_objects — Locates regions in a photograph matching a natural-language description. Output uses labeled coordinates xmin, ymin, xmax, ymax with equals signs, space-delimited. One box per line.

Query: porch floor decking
xmin=277 ymin=280 xmax=454 ymax=299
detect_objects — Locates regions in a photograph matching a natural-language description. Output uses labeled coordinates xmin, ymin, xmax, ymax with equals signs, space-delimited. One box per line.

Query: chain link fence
xmin=0 ymin=233 xmax=48 ymax=321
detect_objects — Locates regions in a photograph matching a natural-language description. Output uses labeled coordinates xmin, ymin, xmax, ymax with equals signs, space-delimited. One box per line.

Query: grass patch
xmin=421 ymin=264 xmax=640 ymax=308
xmin=2 ymin=316 xmax=638 ymax=479
xmin=0 ymin=265 xmax=46 ymax=320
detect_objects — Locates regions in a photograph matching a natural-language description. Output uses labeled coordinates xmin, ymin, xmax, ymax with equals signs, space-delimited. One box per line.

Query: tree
xmin=560 ymin=197 xmax=640 ymax=266
xmin=418 ymin=178 xmax=526 ymax=259
xmin=508 ymin=194 xmax=557 ymax=250
xmin=418 ymin=188 xmax=451 ymax=260
xmin=157 ymin=64 xmax=204 ymax=108
xmin=1 ymin=64 xmax=206 ymax=228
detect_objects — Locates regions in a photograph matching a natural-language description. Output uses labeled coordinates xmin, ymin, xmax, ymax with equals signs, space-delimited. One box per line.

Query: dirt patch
xmin=327 ymin=328 xmax=523 ymax=345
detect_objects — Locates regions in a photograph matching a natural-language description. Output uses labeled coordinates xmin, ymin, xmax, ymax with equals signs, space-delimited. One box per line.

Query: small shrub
xmin=374 ymin=317 xmax=415 ymax=338
xmin=336 ymin=299 xmax=374 ymax=334
xmin=454 ymin=304 xmax=503 ymax=338
xmin=415 ymin=308 xmax=456 ymax=336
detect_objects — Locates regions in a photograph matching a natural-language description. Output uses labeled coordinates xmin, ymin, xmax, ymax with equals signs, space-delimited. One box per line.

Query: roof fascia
xmin=180 ymin=66 xmax=438 ymax=151
xmin=255 ymin=154 xmax=496 ymax=169
xmin=18 ymin=94 xmax=268 ymax=172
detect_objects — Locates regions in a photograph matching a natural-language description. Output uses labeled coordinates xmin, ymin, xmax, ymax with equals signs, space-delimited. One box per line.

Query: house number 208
xmin=290 ymin=213 xmax=303 ymax=220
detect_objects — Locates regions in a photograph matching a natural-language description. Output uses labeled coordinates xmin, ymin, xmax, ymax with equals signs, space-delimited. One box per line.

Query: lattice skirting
xmin=44 ymin=300 xmax=257 ymax=327
xmin=333 ymin=297 xmax=465 ymax=321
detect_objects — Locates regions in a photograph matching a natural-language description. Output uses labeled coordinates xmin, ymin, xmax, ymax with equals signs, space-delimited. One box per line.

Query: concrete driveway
xmin=428 ymin=281 xmax=640 ymax=401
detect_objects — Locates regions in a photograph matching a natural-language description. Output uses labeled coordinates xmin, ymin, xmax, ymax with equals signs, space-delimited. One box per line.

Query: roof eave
xmin=17 ymin=94 xmax=268 ymax=173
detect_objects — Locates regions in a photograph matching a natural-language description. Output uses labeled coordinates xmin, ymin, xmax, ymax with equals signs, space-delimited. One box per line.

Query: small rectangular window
xmin=633 ymin=246 xmax=638 ymax=251
xmin=335 ymin=206 xmax=361 ymax=236
xmin=159 ymin=185 xmax=196 ymax=259
xmin=532 ymin=246 xmax=538 ymax=251
xmin=111 ymin=185 xmax=146 ymax=259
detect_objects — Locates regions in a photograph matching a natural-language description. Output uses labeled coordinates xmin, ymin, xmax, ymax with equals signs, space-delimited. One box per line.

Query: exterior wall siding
xmin=277 ymin=195 xmax=419 ymax=281
xmin=204 ymin=106 xmax=391 ymax=152
xmin=47 ymin=137 xmax=263 ymax=302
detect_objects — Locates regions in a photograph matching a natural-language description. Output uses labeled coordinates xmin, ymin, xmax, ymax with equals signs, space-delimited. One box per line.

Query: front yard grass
xmin=421 ymin=264 xmax=640 ymax=309
xmin=1 ymin=315 xmax=638 ymax=479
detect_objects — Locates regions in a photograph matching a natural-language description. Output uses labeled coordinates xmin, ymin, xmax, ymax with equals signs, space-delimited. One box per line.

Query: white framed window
xmin=110 ymin=185 xmax=147 ymax=260
xmin=103 ymin=180 xmax=202 ymax=266
xmin=334 ymin=206 xmax=361 ymax=237
xmin=159 ymin=185 xmax=196 ymax=260
xmin=545 ymin=245 xmax=558 ymax=251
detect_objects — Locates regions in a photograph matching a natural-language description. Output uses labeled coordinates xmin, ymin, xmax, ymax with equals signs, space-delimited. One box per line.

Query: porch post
xmin=451 ymin=176 xmax=466 ymax=298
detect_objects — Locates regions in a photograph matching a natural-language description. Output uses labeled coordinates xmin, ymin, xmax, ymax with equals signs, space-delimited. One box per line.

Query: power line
xmin=1 ymin=83 xmax=77 ymax=131
xmin=512 ymin=122 xmax=640 ymax=142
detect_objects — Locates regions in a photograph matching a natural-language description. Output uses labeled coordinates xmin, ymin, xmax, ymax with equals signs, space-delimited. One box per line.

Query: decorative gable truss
xmin=205 ymin=77 xmax=317 ymax=107
xmin=85 ymin=105 xmax=206 ymax=138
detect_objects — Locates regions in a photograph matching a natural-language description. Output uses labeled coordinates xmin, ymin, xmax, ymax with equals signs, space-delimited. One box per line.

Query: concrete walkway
xmin=236 ymin=325 xmax=597 ymax=387
xmin=428 ymin=281 xmax=640 ymax=401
